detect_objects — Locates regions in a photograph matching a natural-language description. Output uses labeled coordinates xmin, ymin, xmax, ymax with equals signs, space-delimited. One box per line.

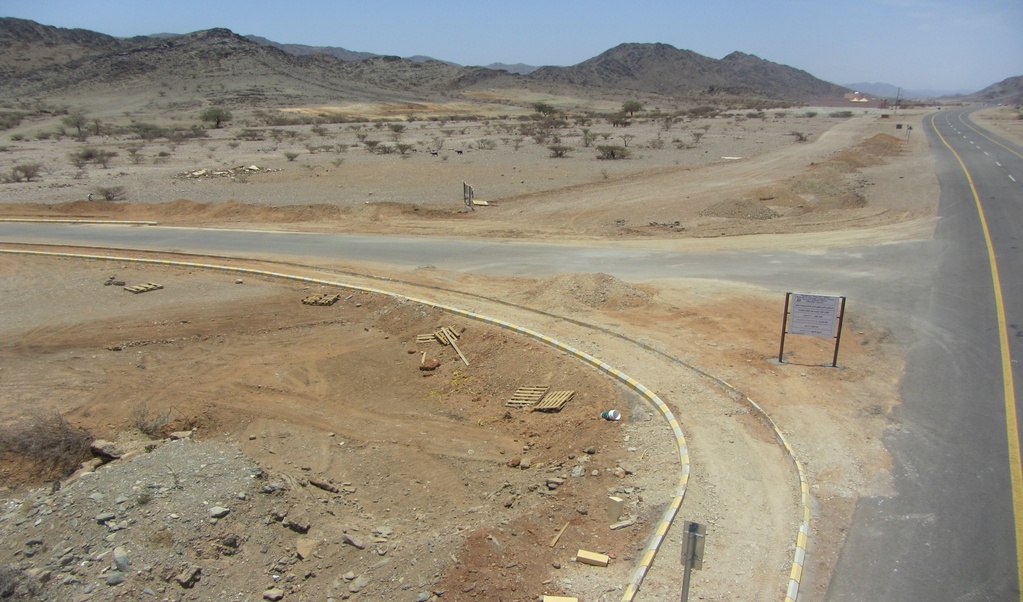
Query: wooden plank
xmin=434 ymin=330 xmax=450 ymax=345
xmin=534 ymin=390 xmax=575 ymax=412
xmin=549 ymin=522 xmax=570 ymax=547
xmin=576 ymin=549 xmax=610 ymax=567
xmin=416 ymin=334 xmax=436 ymax=344
xmin=443 ymin=328 xmax=469 ymax=366
xmin=506 ymin=385 xmax=548 ymax=408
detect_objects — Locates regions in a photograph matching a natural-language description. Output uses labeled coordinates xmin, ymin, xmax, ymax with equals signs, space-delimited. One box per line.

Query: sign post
xmin=778 ymin=292 xmax=846 ymax=367
xmin=680 ymin=521 xmax=706 ymax=602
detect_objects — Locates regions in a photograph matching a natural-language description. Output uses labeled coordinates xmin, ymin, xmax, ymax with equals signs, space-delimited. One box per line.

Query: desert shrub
xmin=395 ymin=143 xmax=414 ymax=155
xmin=0 ymin=112 xmax=25 ymax=131
xmin=790 ymin=131 xmax=808 ymax=142
xmin=548 ymin=145 xmax=571 ymax=158
xmin=476 ymin=138 xmax=497 ymax=150
xmin=93 ymin=185 xmax=127 ymax=201
xmin=596 ymin=145 xmax=631 ymax=160
xmin=69 ymin=147 xmax=118 ymax=168
xmin=131 ymin=403 xmax=170 ymax=437
xmin=687 ymin=106 xmax=719 ymax=118
xmin=9 ymin=163 xmax=43 ymax=182
xmin=36 ymin=130 xmax=52 ymax=141
xmin=376 ymin=143 xmax=395 ymax=154
xmin=802 ymin=111 xmax=818 ymax=118
xmin=0 ymin=410 xmax=93 ymax=479
xmin=363 ymin=140 xmax=380 ymax=152
xmin=10 ymin=133 xmax=24 ymax=141
xmin=284 ymin=151 xmax=299 ymax=162
xmin=238 ymin=129 xmax=266 ymax=141
xmin=829 ymin=111 xmax=854 ymax=118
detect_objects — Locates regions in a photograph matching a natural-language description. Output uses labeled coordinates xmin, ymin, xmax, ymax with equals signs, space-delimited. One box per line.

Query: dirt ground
xmin=0 ymin=103 xmax=996 ymax=601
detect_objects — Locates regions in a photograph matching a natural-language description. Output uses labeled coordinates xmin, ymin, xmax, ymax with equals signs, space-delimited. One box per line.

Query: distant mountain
xmin=243 ymin=35 xmax=376 ymax=62
xmin=243 ymin=36 xmax=455 ymax=66
xmin=842 ymin=82 xmax=974 ymax=99
xmin=485 ymin=63 xmax=539 ymax=75
xmin=528 ymin=43 xmax=848 ymax=101
xmin=0 ymin=25 xmax=507 ymax=107
xmin=967 ymin=75 xmax=1023 ymax=105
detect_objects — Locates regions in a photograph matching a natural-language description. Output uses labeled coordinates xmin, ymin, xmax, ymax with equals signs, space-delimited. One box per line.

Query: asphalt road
xmin=824 ymin=109 xmax=1023 ymax=601
xmin=2 ymin=108 xmax=1022 ymax=600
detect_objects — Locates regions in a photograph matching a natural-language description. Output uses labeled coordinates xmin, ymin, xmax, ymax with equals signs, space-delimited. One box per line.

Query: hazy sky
xmin=3 ymin=0 xmax=1021 ymax=92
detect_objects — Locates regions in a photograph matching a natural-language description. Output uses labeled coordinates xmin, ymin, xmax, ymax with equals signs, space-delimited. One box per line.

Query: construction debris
xmin=302 ymin=293 xmax=340 ymax=306
xmin=533 ymin=390 xmax=574 ymax=412
xmin=123 ymin=282 xmax=163 ymax=294
xmin=576 ymin=549 xmax=610 ymax=567
xmin=181 ymin=165 xmax=279 ymax=179
xmin=610 ymin=519 xmax=636 ymax=530
xmin=506 ymin=386 xmax=549 ymax=408
xmin=549 ymin=522 xmax=570 ymax=547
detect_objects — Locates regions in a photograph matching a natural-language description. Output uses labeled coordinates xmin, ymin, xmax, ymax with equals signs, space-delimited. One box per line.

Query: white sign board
xmin=788 ymin=293 xmax=841 ymax=338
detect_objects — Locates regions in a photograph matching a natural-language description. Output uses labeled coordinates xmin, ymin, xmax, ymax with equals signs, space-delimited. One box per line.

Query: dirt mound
xmin=524 ymin=273 xmax=651 ymax=311
xmin=701 ymin=198 xmax=780 ymax=220
xmin=858 ymin=133 xmax=905 ymax=156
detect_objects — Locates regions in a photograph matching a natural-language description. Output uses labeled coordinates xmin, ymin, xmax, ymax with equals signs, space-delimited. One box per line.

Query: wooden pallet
xmin=124 ymin=282 xmax=163 ymax=294
xmin=506 ymin=385 xmax=549 ymax=408
xmin=302 ymin=293 xmax=340 ymax=306
xmin=418 ymin=327 xmax=461 ymax=345
xmin=534 ymin=390 xmax=575 ymax=412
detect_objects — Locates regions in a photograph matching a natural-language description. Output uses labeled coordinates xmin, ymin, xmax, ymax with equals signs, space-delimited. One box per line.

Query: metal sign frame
xmin=778 ymin=292 xmax=847 ymax=367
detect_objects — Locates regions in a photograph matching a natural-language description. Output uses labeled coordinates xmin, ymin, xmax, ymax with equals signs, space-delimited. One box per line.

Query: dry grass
xmin=0 ymin=410 xmax=93 ymax=479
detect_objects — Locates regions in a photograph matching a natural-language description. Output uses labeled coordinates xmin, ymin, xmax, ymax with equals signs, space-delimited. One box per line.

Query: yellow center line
xmin=930 ymin=111 xmax=1023 ymax=597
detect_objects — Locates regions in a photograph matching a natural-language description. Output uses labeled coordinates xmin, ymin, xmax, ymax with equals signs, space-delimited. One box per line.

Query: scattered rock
xmin=263 ymin=587 xmax=286 ymax=601
xmin=343 ymin=533 xmax=366 ymax=550
xmin=506 ymin=456 xmax=521 ymax=468
xmin=296 ymin=537 xmax=319 ymax=560
xmin=90 ymin=440 xmax=124 ymax=461
xmin=348 ymin=575 xmax=370 ymax=593
xmin=175 ymin=565 xmax=201 ymax=588
xmin=209 ymin=506 xmax=231 ymax=519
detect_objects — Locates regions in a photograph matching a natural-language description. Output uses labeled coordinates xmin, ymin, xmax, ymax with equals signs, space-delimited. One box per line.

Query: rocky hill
xmin=1 ymin=19 xmax=852 ymax=108
xmin=529 ymin=43 xmax=849 ymax=101
xmin=0 ymin=24 xmax=508 ymax=108
xmin=967 ymin=75 xmax=1023 ymax=105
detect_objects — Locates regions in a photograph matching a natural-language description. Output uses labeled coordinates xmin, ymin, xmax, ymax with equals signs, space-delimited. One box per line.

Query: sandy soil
xmin=0 ymin=103 xmax=973 ymax=601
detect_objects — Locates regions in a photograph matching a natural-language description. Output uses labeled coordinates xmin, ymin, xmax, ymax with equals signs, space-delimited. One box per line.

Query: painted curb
xmin=0 ymin=218 xmax=157 ymax=225
xmin=0 ymin=248 xmax=690 ymax=601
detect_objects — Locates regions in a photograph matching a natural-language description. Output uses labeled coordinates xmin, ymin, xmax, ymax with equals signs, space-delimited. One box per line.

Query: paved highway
xmin=2 ymin=108 xmax=1022 ymax=600
xmin=825 ymin=109 xmax=1023 ymax=600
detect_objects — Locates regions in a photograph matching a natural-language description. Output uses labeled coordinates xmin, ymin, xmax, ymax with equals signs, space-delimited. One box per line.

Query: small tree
xmin=62 ymin=110 xmax=88 ymax=138
xmin=622 ymin=100 xmax=644 ymax=116
xmin=532 ymin=102 xmax=557 ymax=116
xmin=200 ymin=106 xmax=232 ymax=128
xmin=10 ymin=163 xmax=43 ymax=182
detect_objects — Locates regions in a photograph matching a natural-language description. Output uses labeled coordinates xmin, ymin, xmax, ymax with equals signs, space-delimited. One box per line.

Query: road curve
xmin=825 ymin=108 xmax=1023 ymax=601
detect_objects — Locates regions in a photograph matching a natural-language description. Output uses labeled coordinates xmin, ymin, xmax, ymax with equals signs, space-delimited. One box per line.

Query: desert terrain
xmin=2 ymin=99 xmax=1012 ymax=601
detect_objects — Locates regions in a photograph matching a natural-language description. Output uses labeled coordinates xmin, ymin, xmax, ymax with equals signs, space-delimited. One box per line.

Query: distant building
xmin=811 ymin=92 xmax=889 ymax=109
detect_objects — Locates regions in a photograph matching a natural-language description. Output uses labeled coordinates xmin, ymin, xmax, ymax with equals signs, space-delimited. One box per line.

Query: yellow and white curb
xmin=4 ymin=249 xmax=812 ymax=601
xmin=1 ymin=248 xmax=690 ymax=601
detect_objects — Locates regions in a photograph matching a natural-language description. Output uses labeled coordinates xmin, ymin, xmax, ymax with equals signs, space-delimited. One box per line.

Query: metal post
xmin=681 ymin=522 xmax=698 ymax=602
xmin=831 ymin=296 xmax=847 ymax=367
xmin=778 ymin=292 xmax=792 ymax=363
